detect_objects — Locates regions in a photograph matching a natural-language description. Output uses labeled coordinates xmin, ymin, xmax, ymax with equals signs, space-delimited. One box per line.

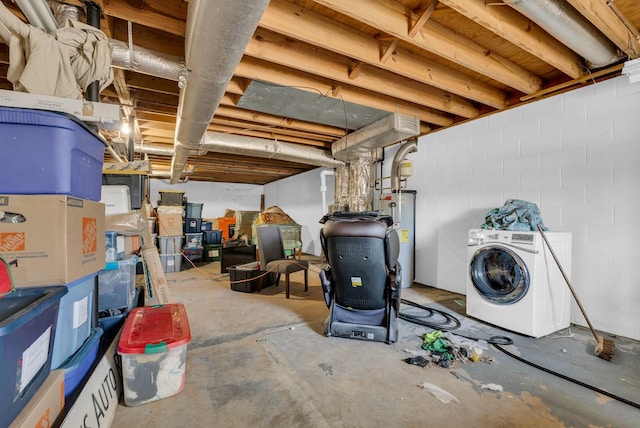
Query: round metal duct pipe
xmin=505 ymin=0 xmax=622 ymax=68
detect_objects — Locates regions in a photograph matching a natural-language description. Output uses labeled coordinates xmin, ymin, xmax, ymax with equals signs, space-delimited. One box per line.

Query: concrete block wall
xmin=149 ymin=179 xmax=263 ymax=219
xmin=264 ymin=168 xmax=335 ymax=256
xmin=406 ymin=75 xmax=640 ymax=340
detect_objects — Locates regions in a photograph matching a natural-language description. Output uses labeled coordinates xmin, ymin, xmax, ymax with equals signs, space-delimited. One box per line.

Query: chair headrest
xmin=319 ymin=211 xmax=393 ymax=227
xmin=322 ymin=217 xmax=388 ymax=239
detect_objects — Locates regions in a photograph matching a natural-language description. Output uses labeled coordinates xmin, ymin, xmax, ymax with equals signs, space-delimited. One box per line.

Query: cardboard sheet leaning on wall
xmin=0 ymin=3 xmax=113 ymax=100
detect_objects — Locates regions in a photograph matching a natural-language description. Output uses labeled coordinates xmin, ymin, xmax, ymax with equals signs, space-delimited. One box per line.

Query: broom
xmin=537 ymin=225 xmax=615 ymax=361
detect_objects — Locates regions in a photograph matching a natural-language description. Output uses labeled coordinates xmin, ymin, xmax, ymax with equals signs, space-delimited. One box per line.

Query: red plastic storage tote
xmin=117 ymin=303 xmax=191 ymax=406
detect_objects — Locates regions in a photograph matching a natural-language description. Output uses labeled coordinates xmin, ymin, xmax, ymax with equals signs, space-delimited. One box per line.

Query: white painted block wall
xmin=149 ymin=179 xmax=263 ymax=219
xmin=405 ymin=75 xmax=640 ymax=341
xmin=159 ymin=76 xmax=639 ymax=340
xmin=264 ymin=168 xmax=335 ymax=256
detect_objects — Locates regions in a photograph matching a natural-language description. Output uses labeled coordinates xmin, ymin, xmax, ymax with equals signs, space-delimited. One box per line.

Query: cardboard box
xmin=0 ymin=195 xmax=105 ymax=286
xmin=157 ymin=206 xmax=184 ymax=236
xmin=158 ymin=212 xmax=182 ymax=236
xmin=141 ymin=246 xmax=172 ymax=305
xmin=10 ymin=370 xmax=65 ymax=428
xmin=122 ymin=235 xmax=141 ymax=255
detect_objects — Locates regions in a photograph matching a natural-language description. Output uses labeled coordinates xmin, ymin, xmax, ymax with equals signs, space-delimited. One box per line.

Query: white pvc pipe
xmin=320 ymin=169 xmax=335 ymax=215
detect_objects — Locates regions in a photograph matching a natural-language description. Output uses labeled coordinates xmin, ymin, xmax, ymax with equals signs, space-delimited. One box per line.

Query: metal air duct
xmin=170 ymin=0 xmax=270 ymax=183
xmin=332 ymin=113 xmax=420 ymax=162
xmin=391 ymin=138 xmax=418 ymax=193
xmin=134 ymin=144 xmax=206 ymax=157
xmin=110 ymin=39 xmax=185 ymax=82
xmin=200 ymin=132 xmax=344 ymax=168
xmin=504 ymin=0 xmax=623 ymax=68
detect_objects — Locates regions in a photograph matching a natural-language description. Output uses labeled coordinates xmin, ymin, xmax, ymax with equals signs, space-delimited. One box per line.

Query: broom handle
xmin=536 ymin=225 xmax=600 ymax=342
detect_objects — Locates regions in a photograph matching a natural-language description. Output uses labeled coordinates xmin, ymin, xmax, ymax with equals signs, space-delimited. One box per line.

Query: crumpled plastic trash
xmin=480 ymin=383 xmax=503 ymax=392
xmin=423 ymin=330 xmax=453 ymax=360
xmin=419 ymin=382 xmax=460 ymax=404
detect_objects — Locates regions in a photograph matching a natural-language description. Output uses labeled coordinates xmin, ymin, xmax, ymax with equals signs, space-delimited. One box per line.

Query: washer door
xmin=469 ymin=245 xmax=529 ymax=304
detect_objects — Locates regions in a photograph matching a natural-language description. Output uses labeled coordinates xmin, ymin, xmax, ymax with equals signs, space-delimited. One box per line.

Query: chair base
xmin=324 ymin=306 xmax=398 ymax=344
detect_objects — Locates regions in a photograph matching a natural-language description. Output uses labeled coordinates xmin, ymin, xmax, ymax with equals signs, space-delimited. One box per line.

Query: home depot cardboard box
xmin=9 ymin=370 xmax=65 ymax=428
xmin=0 ymin=195 xmax=105 ymax=286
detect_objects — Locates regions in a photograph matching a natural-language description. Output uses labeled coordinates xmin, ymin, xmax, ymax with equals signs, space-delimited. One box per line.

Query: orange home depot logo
xmin=36 ymin=406 xmax=50 ymax=428
xmin=0 ymin=232 xmax=25 ymax=252
xmin=82 ymin=217 xmax=97 ymax=254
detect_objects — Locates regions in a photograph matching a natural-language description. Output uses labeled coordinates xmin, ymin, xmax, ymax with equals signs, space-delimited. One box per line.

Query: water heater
xmin=379 ymin=190 xmax=416 ymax=288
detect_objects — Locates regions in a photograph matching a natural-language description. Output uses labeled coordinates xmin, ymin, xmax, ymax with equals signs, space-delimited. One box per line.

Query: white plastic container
xmin=158 ymin=235 xmax=184 ymax=254
xmin=117 ymin=304 xmax=191 ymax=406
xmin=101 ymin=185 xmax=131 ymax=215
xmin=159 ymin=254 xmax=182 ymax=273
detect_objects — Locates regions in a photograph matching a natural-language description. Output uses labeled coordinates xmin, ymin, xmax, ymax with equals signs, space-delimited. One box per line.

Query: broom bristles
xmin=595 ymin=336 xmax=615 ymax=361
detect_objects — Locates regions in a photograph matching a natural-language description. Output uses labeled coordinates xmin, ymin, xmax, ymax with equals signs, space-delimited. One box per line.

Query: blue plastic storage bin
xmin=0 ymin=286 xmax=67 ymax=428
xmin=185 ymin=202 xmax=203 ymax=218
xmin=98 ymin=255 xmax=138 ymax=312
xmin=0 ymin=107 xmax=106 ymax=201
xmin=203 ymin=230 xmax=222 ymax=245
xmin=51 ymin=273 xmax=97 ymax=369
xmin=61 ymin=327 xmax=103 ymax=402
xmin=98 ymin=287 xmax=140 ymax=344
xmin=184 ymin=218 xmax=202 ymax=233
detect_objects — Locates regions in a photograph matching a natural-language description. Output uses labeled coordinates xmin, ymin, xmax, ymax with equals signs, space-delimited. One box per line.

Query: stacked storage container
xmin=157 ymin=190 xmax=185 ymax=272
xmin=203 ymin=230 xmax=223 ymax=262
xmin=99 ymin=181 xmax=144 ymax=346
xmin=183 ymin=202 xmax=204 ymax=262
xmin=0 ymin=107 xmax=107 ymax=423
xmin=0 ymin=284 xmax=68 ymax=428
xmin=97 ymin=254 xmax=139 ymax=338
xmin=117 ymin=303 xmax=191 ymax=406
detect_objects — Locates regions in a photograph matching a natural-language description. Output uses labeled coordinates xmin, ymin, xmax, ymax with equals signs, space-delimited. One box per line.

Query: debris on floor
xmin=481 ymin=383 xmax=504 ymax=392
xmin=421 ymin=330 xmax=493 ymax=368
xmin=403 ymin=356 xmax=430 ymax=367
xmin=419 ymin=382 xmax=460 ymax=404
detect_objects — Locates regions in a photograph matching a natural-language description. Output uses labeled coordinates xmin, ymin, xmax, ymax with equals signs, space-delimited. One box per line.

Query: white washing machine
xmin=466 ymin=229 xmax=572 ymax=338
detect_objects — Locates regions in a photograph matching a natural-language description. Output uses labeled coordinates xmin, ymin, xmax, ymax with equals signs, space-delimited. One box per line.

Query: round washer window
xmin=469 ymin=246 xmax=529 ymax=304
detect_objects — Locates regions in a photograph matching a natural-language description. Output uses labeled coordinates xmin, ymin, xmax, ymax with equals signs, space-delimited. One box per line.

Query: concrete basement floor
xmin=111 ymin=257 xmax=640 ymax=428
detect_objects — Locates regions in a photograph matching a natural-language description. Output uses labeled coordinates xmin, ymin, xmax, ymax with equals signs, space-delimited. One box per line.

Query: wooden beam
xmin=408 ymin=0 xmax=438 ymax=38
xmin=211 ymin=116 xmax=335 ymax=142
xmin=307 ymin=0 xmax=544 ymax=93
xmin=124 ymin=71 xmax=180 ymax=95
xmin=102 ymin=0 xmax=186 ymax=36
xmin=380 ymin=39 xmax=398 ymax=63
xmin=520 ymin=63 xmax=624 ymax=102
xmin=348 ymin=61 xmax=364 ymax=79
xmin=207 ymin=123 xmax=331 ymax=148
xmin=246 ymin=29 xmax=478 ymax=118
xmin=214 ymin=105 xmax=347 ymax=137
xmin=112 ymin=20 xmax=183 ymax=57
xmin=566 ymin=0 xmax=640 ymax=58
xmin=438 ymin=0 xmax=584 ymax=79
xmin=259 ymin=1 xmax=508 ymax=108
